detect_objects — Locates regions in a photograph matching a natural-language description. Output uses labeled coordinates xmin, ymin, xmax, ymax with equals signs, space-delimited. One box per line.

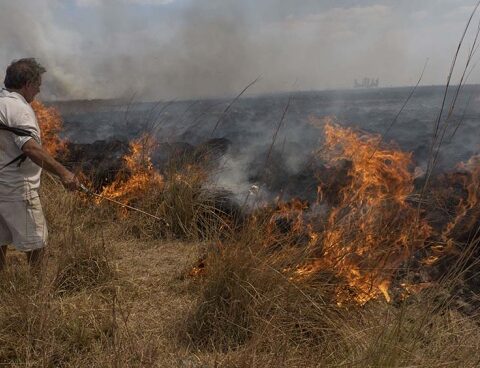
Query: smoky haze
xmin=0 ymin=0 xmax=478 ymax=100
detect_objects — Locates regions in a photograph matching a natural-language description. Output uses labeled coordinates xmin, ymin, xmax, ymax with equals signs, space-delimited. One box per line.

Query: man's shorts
xmin=0 ymin=197 xmax=47 ymax=251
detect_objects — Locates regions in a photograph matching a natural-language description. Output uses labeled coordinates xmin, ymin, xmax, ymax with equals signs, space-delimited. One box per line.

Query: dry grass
xmin=0 ymin=177 xmax=197 ymax=367
xmin=184 ymin=234 xmax=480 ymax=367
xmin=177 ymin=207 xmax=480 ymax=367
xmin=114 ymin=161 xmax=239 ymax=241
xmin=1 ymin=172 xmax=480 ymax=367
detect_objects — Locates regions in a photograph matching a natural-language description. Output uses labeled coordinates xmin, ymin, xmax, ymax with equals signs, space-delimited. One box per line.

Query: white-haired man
xmin=0 ymin=58 xmax=79 ymax=270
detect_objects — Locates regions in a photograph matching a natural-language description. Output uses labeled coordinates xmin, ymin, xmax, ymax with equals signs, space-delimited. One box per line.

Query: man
xmin=0 ymin=58 xmax=79 ymax=270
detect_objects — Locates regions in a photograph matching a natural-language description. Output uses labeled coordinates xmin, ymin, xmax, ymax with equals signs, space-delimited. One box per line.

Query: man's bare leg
xmin=26 ymin=248 xmax=44 ymax=270
xmin=0 ymin=245 xmax=7 ymax=271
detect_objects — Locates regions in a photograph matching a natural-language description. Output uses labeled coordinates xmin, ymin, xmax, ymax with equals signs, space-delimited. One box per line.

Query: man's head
xmin=4 ymin=58 xmax=46 ymax=103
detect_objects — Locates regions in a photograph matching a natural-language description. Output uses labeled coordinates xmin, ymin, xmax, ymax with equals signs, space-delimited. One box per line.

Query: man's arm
xmin=21 ymin=139 xmax=79 ymax=191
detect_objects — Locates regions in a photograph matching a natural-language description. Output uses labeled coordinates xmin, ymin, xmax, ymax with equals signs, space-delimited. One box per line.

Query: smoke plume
xmin=0 ymin=0 xmax=478 ymax=100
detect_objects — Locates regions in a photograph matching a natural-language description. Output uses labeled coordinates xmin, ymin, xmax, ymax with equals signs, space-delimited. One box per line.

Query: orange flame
xmin=418 ymin=155 xmax=480 ymax=271
xmin=32 ymin=100 xmax=67 ymax=158
xmin=442 ymin=156 xmax=480 ymax=243
xmin=268 ymin=198 xmax=308 ymax=235
xmin=100 ymin=134 xmax=163 ymax=205
xmin=288 ymin=119 xmax=431 ymax=305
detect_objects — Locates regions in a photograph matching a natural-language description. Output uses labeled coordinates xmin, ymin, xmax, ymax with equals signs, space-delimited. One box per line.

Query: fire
xmin=100 ymin=134 xmax=163 ymax=205
xmin=442 ymin=156 xmax=480 ymax=243
xmin=285 ymin=120 xmax=431 ymax=305
xmin=268 ymin=198 xmax=308 ymax=237
xmin=29 ymin=98 xmax=477 ymax=305
xmin=32 ymin=100 xmax=67 ymax=157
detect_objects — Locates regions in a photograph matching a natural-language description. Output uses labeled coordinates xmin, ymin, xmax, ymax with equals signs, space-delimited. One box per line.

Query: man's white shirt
xmin=0 ymin=89 xmax=42 ymax=201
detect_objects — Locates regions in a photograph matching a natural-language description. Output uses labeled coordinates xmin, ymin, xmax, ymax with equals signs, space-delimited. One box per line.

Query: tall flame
xmin=440 ymin=155 xmax=480 ymax=253
xmin=289 ymin=120 xmax=431 ymax=304
xmin=100 ymin=134 xmax=163 ymax=204
xmin=32 ymin=101 xmax=67 ymax=158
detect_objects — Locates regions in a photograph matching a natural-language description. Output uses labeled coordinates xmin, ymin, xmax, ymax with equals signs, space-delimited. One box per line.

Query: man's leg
xmin=3 ymin=197 xmax=47 ymax=270
xmin=25 ymin=248 xmax=44 ymax=269
xmin=0 ymin=245 xmax=7 ymax=271
xmin=0 ymin=207 xmax=12 ymax=272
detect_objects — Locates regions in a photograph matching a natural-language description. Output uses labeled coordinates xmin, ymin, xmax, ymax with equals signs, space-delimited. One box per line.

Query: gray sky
xmin=0 ymin=0 xmax=479 ymax=100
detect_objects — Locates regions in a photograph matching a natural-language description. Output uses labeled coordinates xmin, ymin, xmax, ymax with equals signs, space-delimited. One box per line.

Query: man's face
xmin=24 ymin=78 xmax=41 ymax=103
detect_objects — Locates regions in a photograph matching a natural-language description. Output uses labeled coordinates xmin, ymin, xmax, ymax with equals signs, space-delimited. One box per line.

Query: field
xmin=1 ymin=102 xmax=480 ymax=367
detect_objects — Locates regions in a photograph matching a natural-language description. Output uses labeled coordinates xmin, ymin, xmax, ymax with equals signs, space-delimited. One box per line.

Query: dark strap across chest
xmin=0 ymin=123 xmax=33 ymax=171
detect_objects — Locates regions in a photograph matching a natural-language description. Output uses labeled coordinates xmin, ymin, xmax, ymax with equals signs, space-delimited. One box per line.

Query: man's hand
xmin=60 ymin=170 xmax=80 ymax=191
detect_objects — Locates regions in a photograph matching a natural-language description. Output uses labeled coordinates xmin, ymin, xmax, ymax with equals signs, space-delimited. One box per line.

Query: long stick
xmin=80 ymin=185 xmax=170 ymax=226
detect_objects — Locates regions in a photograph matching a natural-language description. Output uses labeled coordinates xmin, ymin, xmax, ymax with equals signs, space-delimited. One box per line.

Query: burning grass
xmin=179 ymin=121 xmax=480 ymax=366
xmin=298 ymin=121 xmax=431 ymax=304
xmin=95 ymin=134 xmax=240 ymax=241
xmin=127 ymin=165 xmax=239 ymax=240
xmin=183 ymin=220 xmax=480 ymax=367
xmin=183 ymin=224 xmax=345 ymax=353
xmin=99 ymin=134 xmax=164 ymax=204
xmin=2 ymin=104 xmax=480 ymax=366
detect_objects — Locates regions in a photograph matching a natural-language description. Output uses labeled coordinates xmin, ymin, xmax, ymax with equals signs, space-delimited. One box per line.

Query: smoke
xmin=0 ymin=0 xmax=478 ymax=100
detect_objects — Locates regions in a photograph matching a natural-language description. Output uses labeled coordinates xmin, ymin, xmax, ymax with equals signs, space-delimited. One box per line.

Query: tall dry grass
xmin=109 ymin=158 xmax=240 ymax=241
xmin=1 ymin=157 xmax=480 ymax=367
xmin=181 ymin=213 xmax=480 ymax=367
xmin=0 ymin=177 xmax=153 ymax=367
